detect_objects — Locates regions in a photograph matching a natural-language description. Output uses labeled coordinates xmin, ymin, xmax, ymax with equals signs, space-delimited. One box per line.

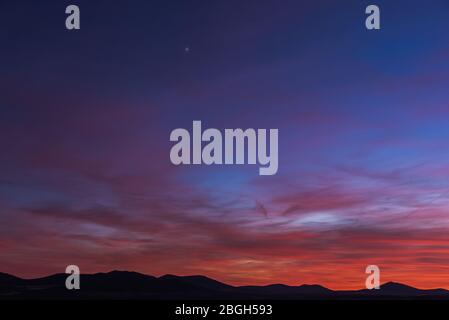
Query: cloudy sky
xmin=1 ymin=0 xmax=449 ymax=289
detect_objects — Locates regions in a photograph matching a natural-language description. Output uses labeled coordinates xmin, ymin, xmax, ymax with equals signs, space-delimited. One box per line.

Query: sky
xmin=1 ymin=0 xmax=449 ymax=290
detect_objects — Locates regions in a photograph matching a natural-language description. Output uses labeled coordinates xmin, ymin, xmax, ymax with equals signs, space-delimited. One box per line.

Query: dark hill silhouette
xmin=237 ymin=283 xmax=334 ymax=298
xmin=160 ymin=274 xmax=234 ymax=291
xmin=1 ymin=271 xmax=448 ymax=300
xmin=354 ymin=281 xmax=449 ymax=297
xmin=0 ymin=272 xmax=24 ymax=287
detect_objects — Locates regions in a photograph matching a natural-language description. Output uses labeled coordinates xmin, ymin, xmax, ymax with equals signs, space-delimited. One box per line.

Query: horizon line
xmin=2 ymin=269 xmax=448 ymax=292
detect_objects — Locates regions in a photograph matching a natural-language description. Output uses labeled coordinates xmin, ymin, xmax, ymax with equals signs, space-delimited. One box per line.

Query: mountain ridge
xmin=1 ymin=271 xmax=448 ymax=300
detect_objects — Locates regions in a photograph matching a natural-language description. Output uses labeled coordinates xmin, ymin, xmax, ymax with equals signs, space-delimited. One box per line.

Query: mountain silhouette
xmin=237 ymin=283 xmax=334 ymax=298
xmin=355 ymin=281 xmax=449 ymax=297
xmin=1 ymin=271 xmax=448 ymax=300
xmin=0 ymin=272 xmax=24 ymax=287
